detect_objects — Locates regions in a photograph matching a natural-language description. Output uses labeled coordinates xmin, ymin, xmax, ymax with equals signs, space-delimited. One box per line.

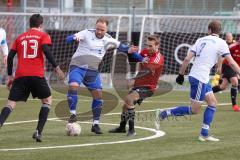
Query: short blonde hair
xmin=147 ymin=35 xmax=160 ymax=45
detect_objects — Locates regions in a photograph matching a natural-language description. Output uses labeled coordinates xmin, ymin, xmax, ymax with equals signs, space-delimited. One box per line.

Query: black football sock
xmin=231 ymin=85 xmax=238 ymax=106
xmin=36 ymin=104 xmax=50 ymax=135
xmin=127 ymin=108 xmax=135 ymax=132
xmin=0 ymin=105 xmax=13 ymax=127
xmin=119 ymin=112 xmax=128 ymax=129
xmin=212 ymin=85 xmax=222 ymax=93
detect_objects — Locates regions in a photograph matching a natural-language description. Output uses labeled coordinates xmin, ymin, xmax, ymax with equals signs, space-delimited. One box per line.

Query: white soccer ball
xmin=65 ymin=122 xmax=81 ymax=136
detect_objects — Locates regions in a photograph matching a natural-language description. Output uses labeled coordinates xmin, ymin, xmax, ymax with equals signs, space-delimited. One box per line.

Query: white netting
xmin=1 ymin=13 xmax=240 ymax=90
xmin=0 ymin=13 xmax=131 ymax=88
xmin=138 ymin=15 xmax=240 ymax=89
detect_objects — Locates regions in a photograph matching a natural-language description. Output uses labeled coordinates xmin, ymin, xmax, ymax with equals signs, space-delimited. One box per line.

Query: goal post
xmin=1 ymin=13 xmax=240 ymax=90
xmin=137 ymin=15 xmax=240 ymax=90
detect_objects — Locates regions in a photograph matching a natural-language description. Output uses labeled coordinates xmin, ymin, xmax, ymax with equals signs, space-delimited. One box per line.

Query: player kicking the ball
xmin=65 ymin=17 xmax=137 ymax=134
xmin=109 ymin=35 xmax=164 ymax=136
xmin=156 ymin=20 xmax=240 ymax=142
xmin=0 ymin=14 xmax=65 ymax=142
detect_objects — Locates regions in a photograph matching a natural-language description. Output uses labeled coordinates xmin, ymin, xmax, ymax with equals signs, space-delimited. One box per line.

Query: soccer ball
xmin=65 ymin=122 xmax=81 ymax=136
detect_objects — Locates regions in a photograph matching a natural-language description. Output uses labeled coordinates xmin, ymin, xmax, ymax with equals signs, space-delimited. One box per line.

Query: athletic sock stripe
xmin=207 ymin=106 xmax=216 ymax=111
xmin=195 ymin=82 xmax=202 ymax=101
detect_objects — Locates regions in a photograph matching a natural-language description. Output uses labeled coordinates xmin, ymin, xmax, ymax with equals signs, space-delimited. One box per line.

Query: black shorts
xmin=129 ymin=86 xmax=154 ymax=105
xmin=8 ymin=76 xmax=51 ymax=102
xmin=222 ymin=64 xmax=237 ymax=82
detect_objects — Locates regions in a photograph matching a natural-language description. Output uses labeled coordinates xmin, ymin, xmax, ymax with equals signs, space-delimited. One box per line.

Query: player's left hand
xmin=176 ymin=74 xmax=184 ymax=85
xmin=6 ymin=76 xmax=13 ymax=90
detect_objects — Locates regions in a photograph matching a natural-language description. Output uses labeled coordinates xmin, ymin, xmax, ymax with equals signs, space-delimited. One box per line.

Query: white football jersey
xmin=70 ymin=29 xmax=120 ymax=69
xmin=189 ymin=35 xmax=230 ymax=83
xmin=0 ymin=28 xmax=8 ymax=56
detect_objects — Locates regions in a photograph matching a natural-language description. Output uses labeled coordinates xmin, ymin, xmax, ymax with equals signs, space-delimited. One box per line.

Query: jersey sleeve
xmin=107 ymin=37 xmax=120 ymax=48
xmin=140 ymin=48 xmax=148 ymax=57
xmin=11 ymin=39 xmax=17 ymax=51
xmin=219 ymin=41 xmax=230 ymax=57
xmin=74 ymin=29 xmax=87 ymax=41
xmin=189 ymin=39 xmax=199 ymax=55
xmin=0 ymin=29 xmax=6 ymax=45
xmin=0 ymin=29 xmax=8 ymax=56
xmin=41 ymin=33 xmax=52 ymax=45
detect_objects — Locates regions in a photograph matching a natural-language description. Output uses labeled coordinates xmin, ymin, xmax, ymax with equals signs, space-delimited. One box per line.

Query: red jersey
xmin=11 ymin=28 xmax=52 ymax=79
xmin=134 ymin=48 xmax=164 ymax=91
xmin=223 ymin=42 xmax=240 ymax=66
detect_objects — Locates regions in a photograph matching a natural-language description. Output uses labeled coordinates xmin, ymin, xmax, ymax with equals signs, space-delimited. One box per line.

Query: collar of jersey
xmin=211 ymin=34 xmax=219 ymax=37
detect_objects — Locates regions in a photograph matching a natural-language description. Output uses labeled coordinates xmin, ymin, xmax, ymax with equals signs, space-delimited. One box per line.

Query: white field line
xmin=0 ymin=120 xmax=165 ymax=152
xmin=0 ymin=97 xmax=232 ymax=105
xmin=0 ymin=101 xmax=231 ymax=151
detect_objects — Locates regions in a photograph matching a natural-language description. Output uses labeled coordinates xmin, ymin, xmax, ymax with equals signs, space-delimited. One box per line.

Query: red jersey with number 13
xmin=11 ymin=28 xmax=52 ymax=79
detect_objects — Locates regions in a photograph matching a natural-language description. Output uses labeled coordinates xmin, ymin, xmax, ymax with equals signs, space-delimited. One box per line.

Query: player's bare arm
xmin=179 ymin=51 xmax=195 ymax=75
xmin=216 ymin=56 xmax=223 ymax=75
xmin=176 ymin=51 xmax=194 ymax=85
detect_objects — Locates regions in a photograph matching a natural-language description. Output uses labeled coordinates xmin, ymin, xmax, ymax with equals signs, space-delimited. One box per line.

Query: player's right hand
xmin=55 ymin=66 xmax=65 ymax=80
xmin=6 ymin=76 xmax=13 ymax=90
xmin=176 ymin=74 xmax=184 ymax=85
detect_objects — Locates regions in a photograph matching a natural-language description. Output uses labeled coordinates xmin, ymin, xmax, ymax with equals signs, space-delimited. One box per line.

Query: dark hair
xmin=147 ymin=34 xmax=160 ymax=45
xmin=208 ymin=20 xmax=221 ymax=34
xmin=96 ymin=17 xmax=109 ymax=26
xmin=29 ymin=14 xmax=43 ymax=28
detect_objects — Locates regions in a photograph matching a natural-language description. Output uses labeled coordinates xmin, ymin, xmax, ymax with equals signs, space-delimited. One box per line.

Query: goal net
xmin=1 ymin=13 xmax=240 ymax=120
xmin=137 ymin=15 xmax=240 ymax=90
xmin=1 ymin=13 xmax=240 ymax=91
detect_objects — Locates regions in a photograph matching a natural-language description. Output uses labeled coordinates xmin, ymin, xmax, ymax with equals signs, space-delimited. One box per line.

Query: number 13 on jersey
xmin=21 ymin=39 xmax=38 ymax=59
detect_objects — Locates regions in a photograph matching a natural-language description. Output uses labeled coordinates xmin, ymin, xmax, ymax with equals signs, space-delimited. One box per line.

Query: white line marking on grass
xmin=0 ymin=120 xmax=165 ymax=152
xmin=0 ymin=97 xmax=232 ymax=106
xmin=0 ymin=102 xmax=231 ymax=151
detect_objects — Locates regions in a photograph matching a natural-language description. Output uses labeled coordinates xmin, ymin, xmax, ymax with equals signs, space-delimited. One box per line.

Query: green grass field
xmin=0 ymin=87 xmax=239 ymax=160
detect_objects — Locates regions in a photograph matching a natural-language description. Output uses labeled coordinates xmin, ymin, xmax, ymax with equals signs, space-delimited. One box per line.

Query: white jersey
xmin=0 ymin=28 xmax=8 ymax=56
xmin=189 ymin=35 xmax=230 ymax=83
xmin=70 ymin=29 xmax=120 ymax=69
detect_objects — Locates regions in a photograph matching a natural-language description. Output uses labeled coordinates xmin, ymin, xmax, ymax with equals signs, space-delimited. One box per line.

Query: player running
xmin=0 ymin=14 xmax=65 ymax=142
xmin=156 ymin=20 xmax=240 ymax=142
xmin=109 ymin=35 xmax=164 ymax=136
xmin=66 ymin=17 xmax=137 ymax=134
xmin=0 ymin=28 xmax=8 ymax=66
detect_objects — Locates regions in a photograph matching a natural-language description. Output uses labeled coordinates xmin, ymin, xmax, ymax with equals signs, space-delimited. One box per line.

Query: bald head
xmin=225 ymin=32 xmax=235 ymax=45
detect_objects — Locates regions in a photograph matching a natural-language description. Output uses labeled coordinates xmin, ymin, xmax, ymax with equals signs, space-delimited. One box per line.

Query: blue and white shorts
xmin=68 ymin=66 xmax=102 ymax=90
xmin=189 ymin=76 xmax=212 ymax=102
